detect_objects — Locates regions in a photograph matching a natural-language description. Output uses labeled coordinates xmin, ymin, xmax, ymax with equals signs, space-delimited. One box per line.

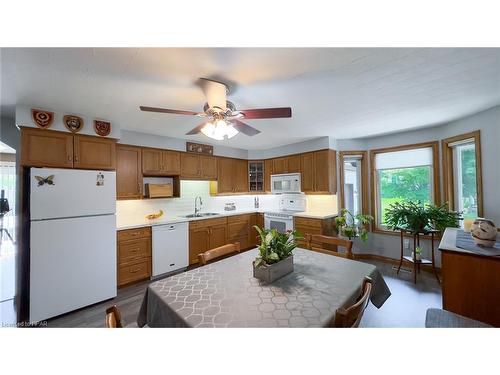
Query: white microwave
xmin=271 ymin=173 xmax=302 ymax=194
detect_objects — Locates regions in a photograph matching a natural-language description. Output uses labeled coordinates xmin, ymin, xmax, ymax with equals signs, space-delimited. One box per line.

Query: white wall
xmin=117 ymin=180 xmax=336 ymax=222
xmin=119 ymin=130 xmax=249 ymax=159
xmin=15 ymin=105 xmax=121 ymax=139
xmin=336 ymin=105 xmax=500 ymax=265
xmin=248 ymin=137 xmax=330 ymax=159
xmin=0 ymin=116 xmax=20 ymax=150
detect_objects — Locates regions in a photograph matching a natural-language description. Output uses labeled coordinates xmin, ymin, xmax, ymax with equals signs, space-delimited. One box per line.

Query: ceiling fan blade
xmin=198 ymin=78 xmax=227 ymax=111
xmin=140 ymin=106 xmax=204 ymax=116
xmin=185 ymin=122 xmax=209 ymax=135
xmin=232 ymin=120 xmax=261 ymax=136
xmin=239 ymin=107 xmax=292 ymax=119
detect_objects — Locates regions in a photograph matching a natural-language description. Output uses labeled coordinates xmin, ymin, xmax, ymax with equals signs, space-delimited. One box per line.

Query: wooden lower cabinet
xmin=117 ymin=227 xmax=152 ymax=287
xmin=441 ymin=250 xmax=500 ymax=327
xmin=188 ymin=214 xmax=260 ymax=265
xmin=294 ymin=216 xmax=336 ymax=249
xmin=189 ymin=217 xmax=228 ymax=265
xmin=228 ymin=214 xmax=252 ymax=250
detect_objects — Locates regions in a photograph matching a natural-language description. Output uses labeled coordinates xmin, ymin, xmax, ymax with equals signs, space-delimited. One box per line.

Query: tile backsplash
xmin=116 ymin=180 xmax=337 ymax=219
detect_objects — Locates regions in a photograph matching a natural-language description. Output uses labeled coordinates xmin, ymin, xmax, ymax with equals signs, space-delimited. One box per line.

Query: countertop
xmin=438 ymin=227 xmax=500 ymax=258
xmin=116 ymin=209 xmax=337 ymax=230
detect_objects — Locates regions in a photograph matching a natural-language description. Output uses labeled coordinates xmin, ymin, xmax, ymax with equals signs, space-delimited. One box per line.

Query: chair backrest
xmin=198 ymin=242 xmax=241 ymax=265
xmin=306 ymin=234 xmax=354 ymax=259
xmin=105 ymin=305 xmax=123 ymax=328
xmin=333 ymin=276 xmax=372 ymax=328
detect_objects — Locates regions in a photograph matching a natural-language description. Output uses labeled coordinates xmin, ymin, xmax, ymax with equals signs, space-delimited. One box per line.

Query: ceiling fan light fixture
xmin=200 ymin=119 xmax=238 ymax=140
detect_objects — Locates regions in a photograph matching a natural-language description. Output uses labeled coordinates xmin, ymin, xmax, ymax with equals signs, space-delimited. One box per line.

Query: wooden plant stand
xmin=396 ymin=227 xmax=440 ymax=284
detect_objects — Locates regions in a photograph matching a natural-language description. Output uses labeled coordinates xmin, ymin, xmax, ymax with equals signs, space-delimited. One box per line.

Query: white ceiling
xmin=2 ymin=48 xmax=500 ymax=150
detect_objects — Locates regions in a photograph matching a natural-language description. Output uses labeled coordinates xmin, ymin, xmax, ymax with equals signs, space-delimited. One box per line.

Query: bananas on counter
xmin=145 ymin=210 xmax=164 ymax=220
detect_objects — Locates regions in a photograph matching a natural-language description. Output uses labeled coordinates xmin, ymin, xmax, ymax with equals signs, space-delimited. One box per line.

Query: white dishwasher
xmin=152 ymin=222 xmax=189 ymax=277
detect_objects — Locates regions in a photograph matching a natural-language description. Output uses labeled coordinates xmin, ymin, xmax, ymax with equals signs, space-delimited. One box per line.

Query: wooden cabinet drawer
xmin=118 ymin=259 xmax=151 ymax=286
xmin=117 ymin=227 xmax=151 ymax=242
xmin=189 ymin=217 xmax=227 ymax=229
xmin=231 ymin=214 xmax=252 ymax=223
xmin=294 ymin=217 xmax=322 ymax=228
xmin=118 ymin=238 xmax=151 ymax=264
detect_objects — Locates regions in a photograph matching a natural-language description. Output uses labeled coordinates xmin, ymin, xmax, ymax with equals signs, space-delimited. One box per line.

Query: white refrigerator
xmin=29 ymin=167 xmax=117 ymax=323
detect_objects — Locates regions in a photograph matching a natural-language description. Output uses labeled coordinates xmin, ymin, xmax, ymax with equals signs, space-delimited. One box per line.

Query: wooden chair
xmin=306 ymin=234 xmax=354 ymax=259
xmin=198 ymin=242 xmax=240 ymax=265
xmin=105 ymin=305 xmax=123 ymax=328
xmin=333 ymin=276 xmax=373 ymax=328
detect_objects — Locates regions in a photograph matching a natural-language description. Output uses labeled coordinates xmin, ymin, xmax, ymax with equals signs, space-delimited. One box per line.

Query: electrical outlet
xmin=403 ymin=238 xmax=410 ymax=249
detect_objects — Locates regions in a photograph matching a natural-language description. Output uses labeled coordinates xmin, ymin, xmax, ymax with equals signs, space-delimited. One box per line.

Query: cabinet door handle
xmin=67 ymin=155 xmax=72 ymax=162
xmin=138 ymin=183 xmax=141 ymax=193
xmin=74 ymin=155 xmax=79 ymax=162
xmin=130 ymin=267 xmax=142 ymax=273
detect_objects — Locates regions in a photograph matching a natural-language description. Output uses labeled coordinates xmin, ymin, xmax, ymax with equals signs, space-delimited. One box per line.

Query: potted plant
xmin=334 ymin=208 xmax=374 ymax=241
xmin=253 ymin=226 xmax=302 ymax=283
xmin=384 ymin=201 xmax=461 ymax=234
xmin=412 ymin=246 xmax=423 ymax=261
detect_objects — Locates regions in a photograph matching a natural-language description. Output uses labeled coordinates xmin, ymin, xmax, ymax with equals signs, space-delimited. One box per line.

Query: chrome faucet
xmin=194 ymin=195 xmax=203 ymax=216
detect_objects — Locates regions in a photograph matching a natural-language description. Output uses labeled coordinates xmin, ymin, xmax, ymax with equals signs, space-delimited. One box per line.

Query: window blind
xmin=375 ymin=147 xmax=433 ymax=170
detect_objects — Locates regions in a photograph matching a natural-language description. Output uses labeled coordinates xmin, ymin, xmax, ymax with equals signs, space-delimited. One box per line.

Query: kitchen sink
xmin=182 ymin=212 xmax=220 ymax=218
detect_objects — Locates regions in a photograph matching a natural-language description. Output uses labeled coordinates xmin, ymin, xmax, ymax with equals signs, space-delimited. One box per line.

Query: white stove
xmin=264 ymin=194 xmax=306 ymax=232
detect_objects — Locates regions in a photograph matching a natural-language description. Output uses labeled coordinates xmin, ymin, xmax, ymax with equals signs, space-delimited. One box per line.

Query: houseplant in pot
xmin=384 ymin=201 xmax=461 ymax=234
xmin=253 ymin=226 xmax=302 ymax=283
xmin=334 ymin=208 xmax=374 ymax=241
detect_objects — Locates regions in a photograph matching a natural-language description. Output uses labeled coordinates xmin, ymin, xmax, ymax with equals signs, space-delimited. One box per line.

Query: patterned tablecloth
xmin=137 ymin=248 xmax=391 ymax=328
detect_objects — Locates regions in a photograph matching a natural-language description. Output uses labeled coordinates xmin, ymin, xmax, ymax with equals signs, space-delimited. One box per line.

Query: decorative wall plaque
xmin=93 ymin=120 xmax=111 ymax=136
xmin=186 ymin=142 xmax=214 ymax=155
xmin=63 ymin=115 xmax=84 ymax=133
xmin=31 ymin=109 xmax=54 ymax=129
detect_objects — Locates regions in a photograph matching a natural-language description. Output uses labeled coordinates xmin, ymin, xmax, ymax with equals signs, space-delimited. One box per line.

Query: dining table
xmin=137 ymin=248 xmax=391 ymax=328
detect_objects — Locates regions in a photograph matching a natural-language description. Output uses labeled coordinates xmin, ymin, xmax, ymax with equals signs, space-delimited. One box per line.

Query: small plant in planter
xmin=253 ymin=226 xmax=302 ymax=283
xmin=334 ymin=208 xmax=374 ymax=241
xmin=412 ymin=246 xmax=423 ymax=261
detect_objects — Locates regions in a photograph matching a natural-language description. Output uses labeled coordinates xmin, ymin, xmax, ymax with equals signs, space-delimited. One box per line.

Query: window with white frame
xmin=372 ymin=144 xmax=438 ymax=229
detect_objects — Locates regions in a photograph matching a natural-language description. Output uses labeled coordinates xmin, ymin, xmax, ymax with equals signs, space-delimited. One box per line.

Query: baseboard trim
xmin=355 ymin=253 xmax=442 ymax=275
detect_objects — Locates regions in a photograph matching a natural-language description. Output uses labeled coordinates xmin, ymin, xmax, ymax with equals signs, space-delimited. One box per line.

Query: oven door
xmin=264 ymin=215 xmax=294 ymax=233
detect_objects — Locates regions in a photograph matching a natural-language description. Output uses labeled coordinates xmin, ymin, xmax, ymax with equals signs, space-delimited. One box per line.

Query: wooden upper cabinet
xmin=313 ymin=149 xmax=336 ymax=193
xmin=287 ymin=154 xmax=301 ymax=173
xmin=300 ymin=152 xmax=315 ymax=192
xmin=73 ymin=134 xmax=116 ymax=170
xmin=21 ymin=128 xmax=74 ymax=168
xmin=180 ymin=153 xmax=201 ymax=178
xmin=233 ymin=159 xmax=249 ymax=193
xmin=162 ymin=150 xmax=181 ymax=175
xmin=217 ymin=157 xmax=234 ymax=194
xmin=116 ymin=145 xmax=142 ymax=199
xmin=200 ymin=155 xmax=217 ymax=179
xmin=264 ymin=159 xmax=273 ymax=192
xmin=142 ymin=148 xmax=180 ymax=176
xmin=142 ymin=148 xmax=163 ymax=175
xmin=272 ymin=157 xmax=288 ymax=174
